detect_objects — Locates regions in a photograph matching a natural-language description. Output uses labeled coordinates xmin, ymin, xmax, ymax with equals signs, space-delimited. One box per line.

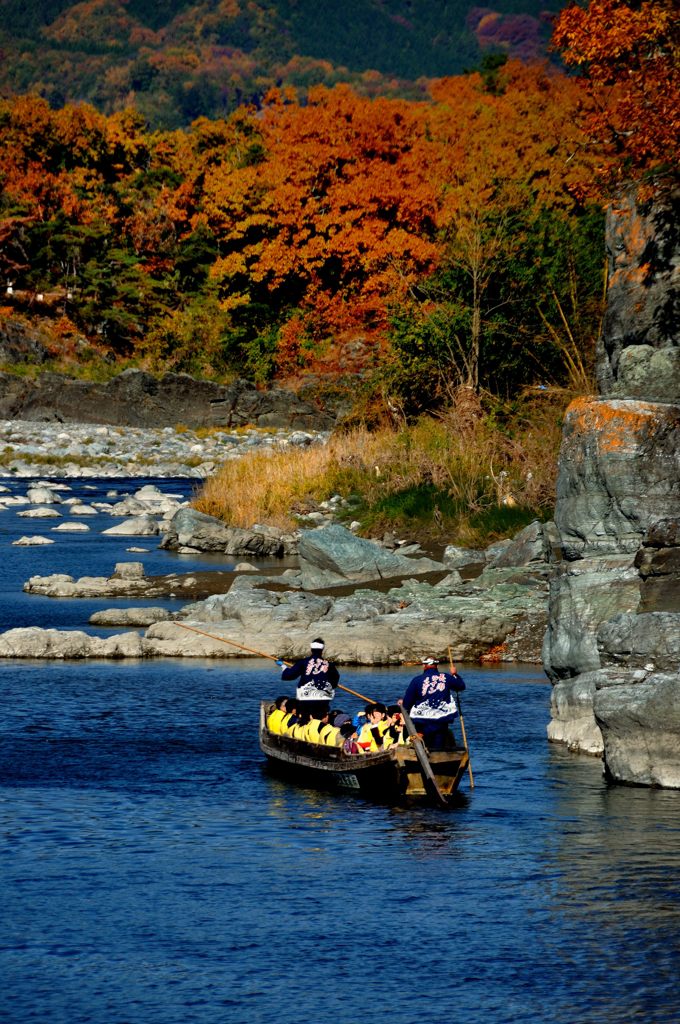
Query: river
xmin=1 ymin=478 xmax=679 ymax=1023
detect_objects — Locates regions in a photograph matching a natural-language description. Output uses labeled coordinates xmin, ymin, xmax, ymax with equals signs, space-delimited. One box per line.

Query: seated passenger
xmin=289 ymin=710 xmax=312 ymax=740
xmin=358 ymin=703 xmax=388 ymax=751
xmin=306 ymin=710 xmax=329 ymax=744
xmin=267 ymin=695 xmax=289 ymax=735
xmin=382 ymin=705 xmax=406 ymax=748
xmin=340 ymin=722 xmax=362 ymax=755
xmin=319 ymin=709 xmax=345 ymax=746
xmin=280 ymin=700 xmax=299 ymax=734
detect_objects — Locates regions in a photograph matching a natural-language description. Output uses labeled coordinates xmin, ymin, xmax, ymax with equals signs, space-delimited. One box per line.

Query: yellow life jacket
xmin=280 ymin=712 xmax=296 ymax=735
xmin=319 ymin=724 xmax=341 ymax=746
xmin=383 ymin=723 xmax=406 ymax=748
xmin=290 ymin=721 xmax=308 ymax=741
xmin=306 ymin=719 xmax=324 ymax=744
xmin=267 ymin=708 xmax=286 ymax=735
xmin=358 ymin=720 xmax=387 ymax=752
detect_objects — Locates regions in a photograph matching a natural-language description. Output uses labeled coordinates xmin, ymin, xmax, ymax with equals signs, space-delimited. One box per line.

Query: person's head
xmin=285 ymin=699 xmax=298 ymax=717
xmin=386 ymin=703 xmax=402 ymax=723
xmin=275 ymin=695 xmax=288 ymax=710
xmin=340 ymin=722 xmax=357 ymax=739
xmin=421 ymin=656 xmax=439 ymax=670
xmin=310 ymin=637 xmax=325 ymax=654
xmin=365 ymin=702 xmax=386 ymax=722
xmin=297 ymin=710 xmax=312 ymax=727
xmin=329 ymin=709 xmax=345 ymax=725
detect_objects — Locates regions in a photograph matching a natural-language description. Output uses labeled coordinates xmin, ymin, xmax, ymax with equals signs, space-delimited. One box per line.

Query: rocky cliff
xmin=544 ymin=187 xmax=680 ymax=787
xmin=0 ymin=366 xmax=334 ymax=430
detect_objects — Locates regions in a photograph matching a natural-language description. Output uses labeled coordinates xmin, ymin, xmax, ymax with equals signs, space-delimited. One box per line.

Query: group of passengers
xmin=267 ymin=637 xmax=467 ymax=754
xmin=266 ymin=697 xmax=407 ymax=754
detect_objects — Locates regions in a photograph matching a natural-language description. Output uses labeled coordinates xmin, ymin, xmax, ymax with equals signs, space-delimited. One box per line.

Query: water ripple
xmin=1 ymin=660 xmax=679 ymax=1023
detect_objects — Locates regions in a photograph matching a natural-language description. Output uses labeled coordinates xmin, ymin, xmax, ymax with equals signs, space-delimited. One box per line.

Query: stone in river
xmin=26 ymin=486 xmax=61 ymax=504
xmin=102 ymin=515 xmax=160 ymax=536
xmin=17 ymin=508 xmax=61 ymax=518
xmin=12 ymin=535 xmax=55 ymax=546
xmin=113 ymin=562 xmax=145 ymax=579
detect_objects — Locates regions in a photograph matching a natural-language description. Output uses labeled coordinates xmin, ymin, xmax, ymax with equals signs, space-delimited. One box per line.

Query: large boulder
xmin=555 ymin=398 xmax=680 ymax=559
xmin=635 ymin=518 xmax=680 ymax=612
xmin=102 ymin=515 xmax=160 ymax=536
xmin=161 ymin=507 xmax=298 ymax=557
xmin=297 ymin=523 xmax=444 ymax=589
xmin=597 ymin=611 xmax=680 ymax=672
xmin=0 ymin=627 xmax=146 ymax=658
xmin=486 ymin=520 xmax=558 ymax=568
xmin=547 ymin=672 xmax=605 ymax=754
xmin=594 ymin=672 xmax=680 ymax=788
xmin=167 ymin=563 xmax=549 ymax=665
xmin=542 ymin=555 xmax=641 ymax=681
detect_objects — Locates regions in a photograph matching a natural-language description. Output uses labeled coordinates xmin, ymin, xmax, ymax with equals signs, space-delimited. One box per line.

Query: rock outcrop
xmin=160 ymin=507 xmax=299 ymax=557
xmin=544 ymin=186 xmax=680 ymax=788
xmin=3 ymin=519 xmax=555 ymax=665
xmin=297 ymin=523 xmax=445 ymax=588
xmin=23 ymin=563 xmax=236 ymax=600
xmin=598 ymin=188 xmax=680 ymax=403
xmin=0 ymin=368 xmax=334 ymax=430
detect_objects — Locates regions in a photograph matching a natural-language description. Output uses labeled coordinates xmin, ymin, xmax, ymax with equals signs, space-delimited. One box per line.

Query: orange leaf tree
xmin=203 ymin=85 xmax=440 ymax=377
xmin=381 ymin=62 xmax=608 ymax=401
xmin=552 ymin=0 xmax=680 ymax=190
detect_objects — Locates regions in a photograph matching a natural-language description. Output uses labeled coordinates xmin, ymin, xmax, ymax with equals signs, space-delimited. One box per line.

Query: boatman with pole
xmin=401 ymin=656 xmax=466 ymax=751
xmin=277 ymin=638 xmax=339 ymax=719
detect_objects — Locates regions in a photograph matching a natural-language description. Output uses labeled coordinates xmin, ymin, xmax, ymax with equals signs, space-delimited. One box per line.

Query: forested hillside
xmin=0 ymin=61 xmax=606 ymax=408
xmin=0 ymin=0 xmax=554 ymax=127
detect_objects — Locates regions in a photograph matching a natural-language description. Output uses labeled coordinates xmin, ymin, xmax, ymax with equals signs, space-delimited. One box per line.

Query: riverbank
xmin=1 ymin=471 xmax=554 ymax=665
xmin=0 ymin=418 xmax=326 ymax=478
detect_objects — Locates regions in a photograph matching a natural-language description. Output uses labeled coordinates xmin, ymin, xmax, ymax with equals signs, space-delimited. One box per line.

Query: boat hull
xmin=260 ymin=702 xmax=469 ymax=806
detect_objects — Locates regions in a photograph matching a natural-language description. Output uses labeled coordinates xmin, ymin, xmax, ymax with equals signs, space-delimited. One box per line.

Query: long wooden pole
xmin=449 ymin=645 xmax=474 ymax=789
xmin=400 ymin=705 xmax=449 ymax=808
xmin=174 ymin=621 xmax=375 ymax=704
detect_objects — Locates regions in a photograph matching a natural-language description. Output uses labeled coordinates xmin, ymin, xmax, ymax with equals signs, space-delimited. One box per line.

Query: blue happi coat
xmin=402 ymin=667 xmax=466 ymax=723
xmin=281 ymin=654 xmax=339 ymax=702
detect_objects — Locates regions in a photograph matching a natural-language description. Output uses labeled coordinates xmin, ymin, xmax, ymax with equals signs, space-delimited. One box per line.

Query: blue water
xmin=1 ymin=481 xmax=680 ymax=1023
xmin=0 ymin=477 xmax=290 ymax=633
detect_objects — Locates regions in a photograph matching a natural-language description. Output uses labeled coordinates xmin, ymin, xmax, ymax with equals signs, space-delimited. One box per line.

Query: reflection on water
xmin=1 ymin=659 xmax=679 ymax=1024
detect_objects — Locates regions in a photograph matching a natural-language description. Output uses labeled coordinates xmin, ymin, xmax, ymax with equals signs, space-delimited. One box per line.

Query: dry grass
xmin=193 ymin=387 xmax=568 ymax=543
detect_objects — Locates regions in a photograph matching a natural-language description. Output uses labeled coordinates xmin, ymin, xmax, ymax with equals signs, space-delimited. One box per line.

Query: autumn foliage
xmin=552 ymin=0 xmax=680 ymax=189
xmin=0 ymin=59 xmax=609 ymax=398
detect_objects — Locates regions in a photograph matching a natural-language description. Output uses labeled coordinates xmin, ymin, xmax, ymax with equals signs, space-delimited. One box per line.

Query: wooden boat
xmin=259 ymin=700 xmax=470 ymax=807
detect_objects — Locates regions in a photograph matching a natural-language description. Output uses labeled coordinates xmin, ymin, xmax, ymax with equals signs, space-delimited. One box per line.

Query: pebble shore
xmin=0 ymin=419 xmax=327 ymax=478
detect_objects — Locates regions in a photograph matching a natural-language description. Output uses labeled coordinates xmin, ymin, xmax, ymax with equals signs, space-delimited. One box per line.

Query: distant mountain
xmin=0 ymin=0 xmax=555 ymax=126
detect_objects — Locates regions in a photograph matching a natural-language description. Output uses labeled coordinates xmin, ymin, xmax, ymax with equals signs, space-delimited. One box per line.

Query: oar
xmin=399 ymin=705 xmax=449 ymax=808
xmin=448 ymin=645 xmax=474 ymax=789
xmin=174 ymin=622 xmax=375 ymax=703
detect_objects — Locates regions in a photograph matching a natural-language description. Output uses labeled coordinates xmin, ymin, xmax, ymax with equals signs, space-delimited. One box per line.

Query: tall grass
xmin=194 ymin=390 xmax=566 ymax=545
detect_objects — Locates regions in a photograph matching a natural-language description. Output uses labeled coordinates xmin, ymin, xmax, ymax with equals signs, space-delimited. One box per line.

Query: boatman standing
xmin=401 ymin=656 xmax=465 ymax=751
xmin=277 ymin=638 xmax=339 ymax=719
